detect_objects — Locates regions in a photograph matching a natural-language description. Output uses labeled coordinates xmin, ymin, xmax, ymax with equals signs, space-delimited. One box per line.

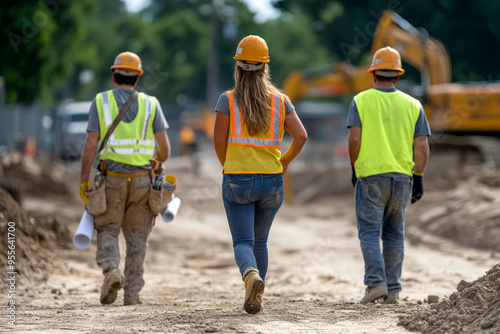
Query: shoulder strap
xmin=98 ymin=91 xmax=139 ymax=153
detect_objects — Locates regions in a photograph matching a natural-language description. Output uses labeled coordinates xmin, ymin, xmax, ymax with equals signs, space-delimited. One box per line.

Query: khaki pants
xmin=94 ymin=174 xmax=155 ymax=299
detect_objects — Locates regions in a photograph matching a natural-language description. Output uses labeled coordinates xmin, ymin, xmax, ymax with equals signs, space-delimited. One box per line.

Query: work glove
xmin=411 ymin=172 xmax=424 ymax=204
xmin=154 ymin=151 xmax=163 ymax=162
xmin=80 ymin=181 xmax=90 ymax=207
xmin=351 ymin=164 xmax=357 ymax=187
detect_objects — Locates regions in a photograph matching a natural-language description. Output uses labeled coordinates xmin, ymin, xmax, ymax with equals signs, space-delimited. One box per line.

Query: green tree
xmin=1 ymin=0 xmax=96 ymax=104
xmin=73 ymin=1 xmax=146 ymax=101
xmin=216 ymin=2 xmax=335 ymax=93
xmin=273 ymin=0 xmax=500 ymax=81
xmin=75 ymin=0 xmax=215 ymax=105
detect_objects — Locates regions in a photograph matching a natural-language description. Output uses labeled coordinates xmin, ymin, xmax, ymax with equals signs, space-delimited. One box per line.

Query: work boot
xmin=360 ymin=285 xmax=388 ymax=305
xmin=242 ymin=267 xmax=265 ymax=314
xmin=124 ymin=296 xmax=143 ymax=305
xmin=384 ymin=292 xmax=399 ymax=304
xmin=256 ymin=287 xmax=265 ymax=310
xmin=100 ymin=269 xmax=123 ymax=305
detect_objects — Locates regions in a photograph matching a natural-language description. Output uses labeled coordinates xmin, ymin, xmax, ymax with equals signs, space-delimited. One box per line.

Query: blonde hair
xmin=233 ymin=63 xmax=290 ymax=136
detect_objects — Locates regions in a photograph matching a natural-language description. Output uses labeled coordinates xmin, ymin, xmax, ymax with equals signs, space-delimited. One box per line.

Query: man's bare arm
xmin=80 ymin=131 xmax=100 ymax=183
xmin=154 ymin=130 xmax=171 ymax=162
xmin=413 ymin=135 xmax=429 ymax=174
xmin=348 ymin=126 xmax=361 ymax=165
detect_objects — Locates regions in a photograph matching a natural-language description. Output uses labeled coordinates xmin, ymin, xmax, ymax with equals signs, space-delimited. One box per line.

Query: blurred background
xmin=1 ymin=4 xmax=500 ymax=330
xmin=2 ymin=0 xmax=499 ymax=164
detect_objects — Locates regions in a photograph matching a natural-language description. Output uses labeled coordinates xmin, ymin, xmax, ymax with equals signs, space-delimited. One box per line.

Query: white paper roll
xmin=73 ymin=210 xmax=95 ymax=249
xmin=162 ymin=197 xmax=181 ymax=223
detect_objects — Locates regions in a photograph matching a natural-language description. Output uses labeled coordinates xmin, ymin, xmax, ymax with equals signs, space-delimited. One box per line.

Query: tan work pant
xmin=94 ymin=174 xmax=155 ymax=298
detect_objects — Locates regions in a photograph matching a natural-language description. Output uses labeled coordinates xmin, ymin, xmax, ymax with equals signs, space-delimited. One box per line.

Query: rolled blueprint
xmin=73 ymin=210 xmax=94 ymax=249
xmin=162 ymin=197 xmax=181 ymax=223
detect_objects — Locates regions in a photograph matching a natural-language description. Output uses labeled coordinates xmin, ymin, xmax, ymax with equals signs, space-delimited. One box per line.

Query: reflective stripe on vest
xmin=142 ymin=96 xmax=153 ymax=140
xmin=227 ymin=137 xmax=282 ymax=147
xmin=227 ymin=92 xmax=283 ymax=147
xmin=96 ymin=90 xmax=157 ymax=166
xmin=100 ymin=91 xmax=155 ymax=145
xmin=101 ymin=91 xmax=114 ymax=140
xmin=100 ymin=147 xmax=155 ymax=155
xmin=106 ymin=139 xmax=155 ymax=146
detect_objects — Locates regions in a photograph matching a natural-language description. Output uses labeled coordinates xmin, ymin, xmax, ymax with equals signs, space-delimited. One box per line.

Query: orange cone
xmin=25 ymin=137 xmax=36 ymax=157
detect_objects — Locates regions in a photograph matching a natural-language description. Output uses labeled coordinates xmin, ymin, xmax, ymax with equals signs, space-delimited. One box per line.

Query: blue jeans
xmin=355 ymin=173 xmax=411 ymax=294
xmin=222 ymin=173 xmax=284 ymax=282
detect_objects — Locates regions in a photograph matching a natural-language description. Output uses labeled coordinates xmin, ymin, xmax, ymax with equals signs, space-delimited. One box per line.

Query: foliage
xmin=2 ymin=0 xmax=498 ymax=106
xmin=1 ymin=0 xmax=96 ymax=104
xmin=273 ymin=0 xmax=500 ymax=81
xmin=217 ymin=4 xmax=334 ymax=91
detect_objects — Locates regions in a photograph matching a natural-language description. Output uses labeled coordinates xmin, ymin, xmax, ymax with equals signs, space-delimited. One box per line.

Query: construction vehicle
xmin=282 ymin=10 xmax=500 ymax=164
xmin=54 ymin=100 xmax=92 ymax=160
xmin=283 ymin=9 xmax=453 ymax=104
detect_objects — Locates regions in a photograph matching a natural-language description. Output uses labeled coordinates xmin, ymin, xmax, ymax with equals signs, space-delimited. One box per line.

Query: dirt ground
xmin=1 ymin=152 xmax=499 ymax=333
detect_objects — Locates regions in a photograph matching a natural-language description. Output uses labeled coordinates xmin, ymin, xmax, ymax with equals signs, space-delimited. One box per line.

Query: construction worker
xmin=179 ymin=123 xmax=200 ymax=175
xmin=80 ymin=51 xmax=170 ymax=305
xmin=347 ymin=46 xmax=430 ymax=305
xmin=214 ymin=35 xmax=307 ymax=314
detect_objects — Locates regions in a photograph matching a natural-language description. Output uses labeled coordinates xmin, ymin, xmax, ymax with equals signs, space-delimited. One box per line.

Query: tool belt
xmin=87 ymin=92 xmax=140 ymax=217
xmin=106 ymin=169 xmax=150 ymax=178
xmin=147 ymin=160 xmax=175 ymax=216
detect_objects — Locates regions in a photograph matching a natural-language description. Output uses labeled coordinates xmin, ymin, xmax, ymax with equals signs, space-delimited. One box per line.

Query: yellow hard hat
xmin=368 ymin=46 xmax=405 ymax=76
xmin=110 ymin=51 xmax=144 ymax=76
xmin=233 ymin=35 xmax=270 ymax=64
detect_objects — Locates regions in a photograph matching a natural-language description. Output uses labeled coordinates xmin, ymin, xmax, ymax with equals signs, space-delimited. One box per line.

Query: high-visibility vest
xmin=354 ymin=88 xmax=421 ymax=177
xmin=96 ymin=90 xmax=157 ymax=166
xmin=224 ymin=90 xmax=285 ymax=174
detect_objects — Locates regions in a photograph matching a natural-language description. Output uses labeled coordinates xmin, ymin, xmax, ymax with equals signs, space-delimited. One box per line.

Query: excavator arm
xmin=282 ymin=10 xmax=452 ymax=103
xmin=372 ymin=11 xmax=451 ymax=86
xmin=282 ymin=10 xmax=500 ymax=166
xmin=282 ymin=63 xmax=372 ymax=103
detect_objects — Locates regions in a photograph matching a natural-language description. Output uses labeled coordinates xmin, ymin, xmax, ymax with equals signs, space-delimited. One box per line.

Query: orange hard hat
xmin=368 ymin=46 xmax=405 ymax=76
xmin=110 ymin=51 xmax=144 ymax=75
xmin=233 ymin=35 xmax=270 ymax=64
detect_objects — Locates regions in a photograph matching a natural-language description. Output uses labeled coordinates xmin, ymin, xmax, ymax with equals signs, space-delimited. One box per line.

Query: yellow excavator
xmin=282 ymin=10 xmax=500 ymax=164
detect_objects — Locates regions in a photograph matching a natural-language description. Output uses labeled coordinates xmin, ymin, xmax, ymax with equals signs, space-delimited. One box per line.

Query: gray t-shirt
xmin=215 ymin=93 xmax=295 ymax=116
xmin=346 ymin=88 xmax=431 ymax=138
xmin=87 ymin=88 xmax=169 ymax=172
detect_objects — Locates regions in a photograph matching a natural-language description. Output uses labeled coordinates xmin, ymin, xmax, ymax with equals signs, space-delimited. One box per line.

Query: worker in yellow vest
xmin=347 ymin=47 xmax=430 ymax=305
xmin=214 ymin=35 xmax=307 ymax=314
xmin=80 ymin=51 xmax=171 ymax=305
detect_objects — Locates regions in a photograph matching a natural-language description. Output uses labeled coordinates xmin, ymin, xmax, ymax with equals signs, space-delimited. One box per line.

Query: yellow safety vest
xmin=354 ymin=88 xmax=421 ymax=177
xmin=224 ymin=90 xmax=285 ymax=174
xmin=96 ymin=90 xmax=157 ymax=166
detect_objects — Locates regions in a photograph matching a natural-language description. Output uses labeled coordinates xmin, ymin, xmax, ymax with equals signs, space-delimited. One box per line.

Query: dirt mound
xmin=0 ymin=188 xmax=71 ymax=287
xmin=0 ymin=152 xmax=71 ymax=203
xmin=408 ymin=165 xmax=500 ymax=252
xmin=399 ymin=264 xmax=500 ymax=333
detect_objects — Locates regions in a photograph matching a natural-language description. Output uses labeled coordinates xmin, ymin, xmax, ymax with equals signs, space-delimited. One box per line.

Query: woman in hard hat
xmin=214 ymin=35 xmax=307 ymax=314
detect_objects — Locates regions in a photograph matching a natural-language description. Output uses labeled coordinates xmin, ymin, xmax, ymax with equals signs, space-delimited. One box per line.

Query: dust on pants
xmin=94 ymin=174 xmax=155 ymax=298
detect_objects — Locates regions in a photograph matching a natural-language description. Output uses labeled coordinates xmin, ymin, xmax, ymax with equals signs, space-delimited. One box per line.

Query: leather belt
xmin=106 ymin=169 xmax=150 ymax=178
